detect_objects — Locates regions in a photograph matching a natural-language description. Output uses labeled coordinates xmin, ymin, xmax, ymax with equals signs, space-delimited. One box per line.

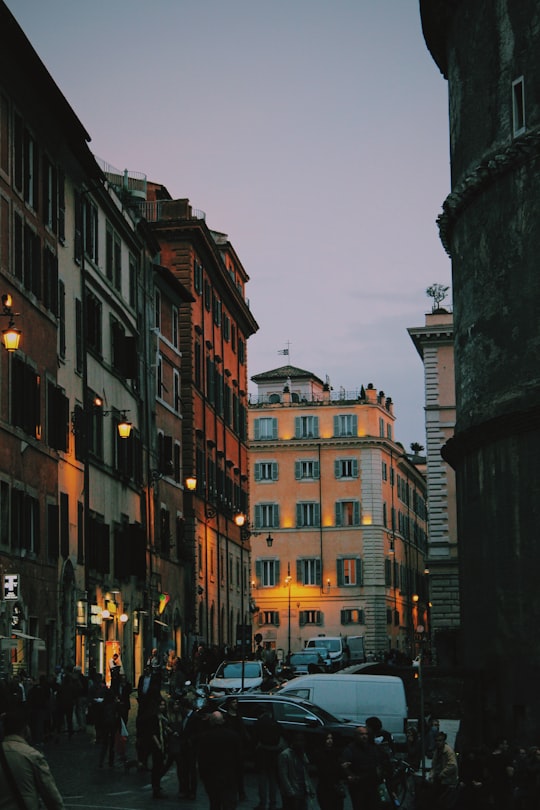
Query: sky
xmin=5 ymin=0 xmax=452 ymax=450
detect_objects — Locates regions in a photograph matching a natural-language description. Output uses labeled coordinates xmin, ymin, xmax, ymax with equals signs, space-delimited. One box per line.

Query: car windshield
xmin=217 ymin=662 xmax=261 ymax=679
xmin=290 ymin=653 xmax=319 ymax=664
xmin=309 ymin=639 xmax=340 ymax=652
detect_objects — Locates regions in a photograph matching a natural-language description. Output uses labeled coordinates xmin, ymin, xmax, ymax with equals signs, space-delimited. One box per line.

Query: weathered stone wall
xmin=421 ymin=0 xmax=540 ymax=746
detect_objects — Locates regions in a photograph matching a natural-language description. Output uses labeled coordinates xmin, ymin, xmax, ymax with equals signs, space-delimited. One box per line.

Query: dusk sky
xmin=6 ymin=0 xmax=452 ymax=450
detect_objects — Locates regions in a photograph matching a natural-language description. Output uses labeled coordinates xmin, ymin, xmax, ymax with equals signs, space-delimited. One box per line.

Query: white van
xmin=305 ymin=636 xmax=347 ymax=670
xmin=277 ymin=673 xmax=408 ymax=746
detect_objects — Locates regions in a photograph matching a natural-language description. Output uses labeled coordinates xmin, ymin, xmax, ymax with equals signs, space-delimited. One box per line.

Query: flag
xmin=278 ymin=348 xmax=289 ymax=355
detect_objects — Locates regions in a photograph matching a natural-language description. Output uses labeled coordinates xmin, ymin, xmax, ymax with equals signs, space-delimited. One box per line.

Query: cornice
xmin=438 ymin=126 xmax=540 ymax=256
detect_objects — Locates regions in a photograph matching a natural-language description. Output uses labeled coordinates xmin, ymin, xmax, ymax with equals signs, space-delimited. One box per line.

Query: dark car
xmin=210 ymin=692 xmax=357 ymax=760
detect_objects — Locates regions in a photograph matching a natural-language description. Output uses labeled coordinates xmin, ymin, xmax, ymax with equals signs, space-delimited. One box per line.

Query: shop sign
xmin=3 ymin=574 xmax=19 ymax=600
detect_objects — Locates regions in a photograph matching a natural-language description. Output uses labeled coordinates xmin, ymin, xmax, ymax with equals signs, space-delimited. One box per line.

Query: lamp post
xmin=1 ymin=294 xmax=22 ymax=351
xmin=285 ymin=563 xmax=292 ymax=662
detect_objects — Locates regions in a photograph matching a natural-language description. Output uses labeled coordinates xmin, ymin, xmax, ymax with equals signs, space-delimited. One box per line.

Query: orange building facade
xmin=248 ymin=366 xmax=429 ymax=661
xmin=138 ymin=190 xmax=259 ymax=652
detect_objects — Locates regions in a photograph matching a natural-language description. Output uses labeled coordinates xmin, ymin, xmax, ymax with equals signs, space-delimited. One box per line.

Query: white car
xmin=208 ymin=660 xmax=266 ymax=694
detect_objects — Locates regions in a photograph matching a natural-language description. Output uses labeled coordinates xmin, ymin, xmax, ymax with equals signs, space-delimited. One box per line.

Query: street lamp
xmin=1 ymin=294 xmax=22 ymax=352
xmin=285 ymin=563 xmax=292 ymax=661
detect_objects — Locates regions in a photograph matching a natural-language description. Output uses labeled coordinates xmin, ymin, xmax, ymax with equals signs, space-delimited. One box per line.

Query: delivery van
xmin=346 ymin=635 xmax=366 ymax=664
xmin=277 ymin=673 xmax=408 ymax=746
xmin=305 ymin=636 xmax=347 ymax=670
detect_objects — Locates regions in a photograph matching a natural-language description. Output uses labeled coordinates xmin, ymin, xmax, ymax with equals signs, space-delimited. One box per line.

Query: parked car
xmin=284 ymin=649 xmax=332 ymax=676
xmin=207 ymin=660 xmax=268 ymax=694
xmin=210 ymin=692 xmax=357 ymax=759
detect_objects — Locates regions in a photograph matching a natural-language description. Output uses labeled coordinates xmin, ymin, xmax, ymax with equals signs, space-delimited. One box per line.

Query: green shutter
xmin=357 ymin=557 xmax=363 ymax=586
xmin=337 ymin=559 xmax=344 ymax=586
xmin=272 ymin=462 xmax=278 ymax=481
xmin=272 ymin=418 xmax=278 ymax=439
xmin=254 ymin=419 xmax=260 ymax=440
xmin=295 ymin=461 xmax=302 ymax=480
xmin=313 ymin=461 xmax=320 ymax=479
xmin=296 ymin=559 xmax=303 ymax=584
xmin=254 ymin=463 xmax=261 ymax=481
xmin=295 ymin=417 xmax=301 ymax=438
xmin=352 ymin=414 xmax=358 ymax=435
xmin=352 ymin=459 xmax=358 ymax=478
xmin=315 ymin=558 xmax=321 ymax=585
xmin=314 ymin=503 xmax=320 ymax=527
xmin=354 ymin=501 xmax=360 ymax=525
xmin=333 ymin=415 xmax=340 ymax=436
xmin=335 ymin=502 xmax=342 ymax=526
xmin=296 ymin=503 xmax=302 ymax=527
xmin=313 ymin=417 xmax=319 ymax=438
xmin=335 ymin=460 xmax=341 ymax=479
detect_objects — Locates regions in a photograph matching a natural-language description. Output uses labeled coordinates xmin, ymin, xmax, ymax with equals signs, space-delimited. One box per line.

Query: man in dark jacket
xmin=341 ymin=724 xmax=382 ymax=810
xmin=198 ymin=711 xmax=242 ymax=810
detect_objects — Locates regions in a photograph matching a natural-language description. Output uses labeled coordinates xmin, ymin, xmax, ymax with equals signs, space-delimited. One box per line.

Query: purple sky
xmin=6 ymin=0 xmax=451 ymax=450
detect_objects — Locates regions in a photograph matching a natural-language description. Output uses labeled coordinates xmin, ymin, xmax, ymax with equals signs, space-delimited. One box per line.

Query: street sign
xmin=3 ymin=574 xmax=19 ymax=600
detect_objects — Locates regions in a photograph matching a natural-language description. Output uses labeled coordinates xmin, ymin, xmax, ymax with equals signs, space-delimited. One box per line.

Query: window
xmin=173 ymin=371 xmax=180 ymax=412
xmin=172 ymin=307 xmax=179 ymax=348
xmin=258 ymin=611 xmax=280 ymax=626
xmin=11 ymin=489 xmax=40 ymax=555
xmin=254 ymin=461 xmax=278 ymax=481
xmin=238 ymin=338 xmax=245 ymax=364
xmin=129 ymin=254 xmax=137 ymax=308
xmin=223 ymin=313 xmax=230 ymax=342
xmin=334 ymin=414 xmax=357 ymax=437
xmin=383 ymin=502 xmax=388 ymax=527
xmin=296 ymin=502 xmax=320 ymax=528
xmin=297 ymin=558 xmax=321 ymax=586
xmin=387 ymin=423 xmax=392 ymax=440
xmin=254 ymin=417 xmax=278 ymax=440
xmin=341 ymin=608 xmax=365 ymax=625
xmin=212 ymin=293 xmax=221 ymax=326
xmin=194 ymin=260 xmax=203 ymax=294
xmin=106 ymin=226 xmax=122 ymax=290
xmin=512 ymin=76 xmax=526 ymax=136
xmin=0 ymin=480 xmax=9 ymax=547
xmin=335 ymin=500 xmax=361 ymax=526
xmin=299 ymin=610 xmax=322 ymax=626
xmin=335 ymin=458 xmax=358 ymax=479
xmin=295 ymin=415 xmax=319 ymax=439
xmin=11 ymin=356 xmax=40 ymax=439
xmin=379 ymin=418 xmax=385 ymax=437
xmin=337 ymin=557 xmax=363 ymax=586
xmin=382 ymin=461 xmax=388 ymax=481
xmin=42 ymin=156 xmax=57 ymax=231
xmin=83 ymin=198 xmax=98 ymax=263
xmin=154 ymin=289 xmax=161 ymax=331
xmin=47 ymin=381 xmax=69 ymax=452
xmin=295 ymin=460 xmax=320 ymax=480
xmin=255 ymin=558 xmax=280 ymax=587
xmin=254 ymin=503 xmax=280 ymax=529
xmin=86 ymin=291 xmax=102 ymax=355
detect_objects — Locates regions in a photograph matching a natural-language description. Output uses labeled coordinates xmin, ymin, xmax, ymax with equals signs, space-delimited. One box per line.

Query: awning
xmin=12 ymin=630 xmax=45 ymax=642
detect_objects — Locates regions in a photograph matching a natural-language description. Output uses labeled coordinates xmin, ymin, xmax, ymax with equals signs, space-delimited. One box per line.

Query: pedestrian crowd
xmin=2 ymin=649 xmax=540 ymax=810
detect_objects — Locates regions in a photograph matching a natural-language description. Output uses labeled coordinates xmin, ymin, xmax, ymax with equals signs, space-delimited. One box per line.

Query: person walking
xmin=252 ymin=709 xmax=284 ymax=810
xmin=278 ymin=732 xmax=315 ymax=810
xmin=198 ymin=711 xmax=242 ymax=810
xmin=341 ymin=724 xmax=382 ymax=810
xmin=0 ymin=707 xmax=64 ymax=809
xmin=312 ymin=732 xmax=346 ymax=810
xmin=428 ymin=730 xmax=459 ymax=808
xmin=222 ymin=696 xmax=249 ymax=801
xmin=149 ymin=697 xmax=169 ymax=799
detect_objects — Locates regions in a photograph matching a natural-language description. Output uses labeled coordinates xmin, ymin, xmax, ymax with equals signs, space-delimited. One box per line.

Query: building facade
xmin=248 ymin=365 xmax=429 ymax=661
xmin=408 ymin=307 xmax=459 ymax=665
xmin=421 ymin=0 xmax=540 ymax=744
xmin=0 ymin=2 xmax=208 ymax=683
xmin=134 ymin=187 xmax=259 ymax=655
